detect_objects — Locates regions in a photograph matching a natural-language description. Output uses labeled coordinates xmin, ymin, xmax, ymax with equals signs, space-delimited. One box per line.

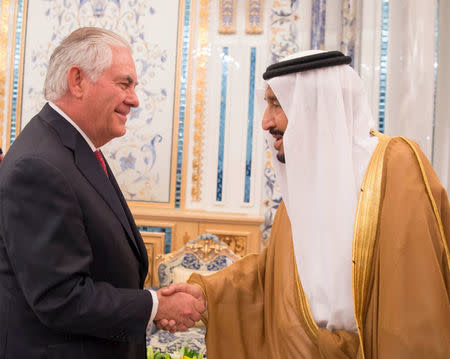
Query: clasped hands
xmin=154 ymin=283 xmax=206 ymax=333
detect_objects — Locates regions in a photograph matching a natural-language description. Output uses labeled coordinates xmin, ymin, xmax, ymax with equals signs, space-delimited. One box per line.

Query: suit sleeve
xmin=0 ymin=155 xmax=153 ymax=342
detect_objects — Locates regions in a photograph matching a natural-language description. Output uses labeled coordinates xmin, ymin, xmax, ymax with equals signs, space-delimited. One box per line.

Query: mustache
xmin=269 ymin=128 xmax=284 ymax=136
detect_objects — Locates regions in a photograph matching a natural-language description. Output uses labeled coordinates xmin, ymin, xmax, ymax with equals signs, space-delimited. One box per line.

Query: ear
xmin=66 ymin=66 xmax=86 ymax=99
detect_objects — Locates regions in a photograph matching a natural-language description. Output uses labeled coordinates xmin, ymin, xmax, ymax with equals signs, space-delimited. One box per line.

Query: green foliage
xmin=147 ymin=346 xmax=204 ymax=359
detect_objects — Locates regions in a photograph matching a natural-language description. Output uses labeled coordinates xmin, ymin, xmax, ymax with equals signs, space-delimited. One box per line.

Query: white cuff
xmin=147 ymin=289 xmax=159 ymax=324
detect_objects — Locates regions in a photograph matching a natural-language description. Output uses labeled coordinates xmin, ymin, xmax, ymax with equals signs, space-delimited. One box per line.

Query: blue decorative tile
xmin=244 ymin=47 xmax=256 ymax=203
xmin=216 ymin=47 xmax=229 ymax=202
xmin=10 ymin=0 xmax=25 ymax=144
xmin=138 ymin=226 xmax=172 ymax=253
xmin=175 ymin=0 xmax=192 ymax=208
xmin=378 ymin=0 xmax=389 ymax=133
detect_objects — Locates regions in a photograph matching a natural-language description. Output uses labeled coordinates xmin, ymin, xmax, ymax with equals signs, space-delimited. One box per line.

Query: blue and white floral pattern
xmin=21 ymin=0 xmax=180 ymax=202
xmin=340 ymin=0 xmax=357 ymax=67
xmin=269 ymin=0 xmax=300 ymax=63
xmin=158 ymin=233 xmax=238 ymax=286
xmin=311 ymin=0 xmax=327 ymax=49
xmin=158 ymin=251 xmax=235 ymax=287
xmin=181 ymin=253 xmax=202 ymax=270
xmin=205 ymin=255 xmax=227 ymax=271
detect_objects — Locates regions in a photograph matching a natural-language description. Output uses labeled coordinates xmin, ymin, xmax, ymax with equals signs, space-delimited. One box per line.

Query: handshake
xmin=154 ymin=283 xmax=206 ymax=333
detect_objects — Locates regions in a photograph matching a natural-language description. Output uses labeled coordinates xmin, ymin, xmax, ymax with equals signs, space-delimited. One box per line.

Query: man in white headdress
xmin=161 ymin=51 xmax=450 ymax=358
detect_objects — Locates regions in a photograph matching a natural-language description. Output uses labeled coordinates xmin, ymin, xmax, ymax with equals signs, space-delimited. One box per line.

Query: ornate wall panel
xmin=218 ymin=0 xmax=236 ymax=34
xmin=246 ymin=0 xmax=265 ymax=34
xmin=5 ymin=0 xmax=193 ymax=208
xmin=185 ymin=0 xmax=267 ymax=224
xmin=131 ymin=203 xmax=263 ymax=256
xmin=270 ymin=0 xmax=300 ymax=63
xmin=141 ymin=232 xmax=165 ymax=287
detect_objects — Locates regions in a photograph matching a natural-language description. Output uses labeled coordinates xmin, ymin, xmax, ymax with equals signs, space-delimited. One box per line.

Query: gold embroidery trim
xmin=352 ymin=129 xmax=391 ymax=359
xmin=399 ymin=137 xmax=450 ymax=269
xmin=294 ymin=252 xmax=319 ymax=341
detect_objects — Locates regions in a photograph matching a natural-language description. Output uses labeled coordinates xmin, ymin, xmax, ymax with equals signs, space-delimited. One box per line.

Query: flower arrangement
xmin=147 ymin=346 xmax=204 ymax=359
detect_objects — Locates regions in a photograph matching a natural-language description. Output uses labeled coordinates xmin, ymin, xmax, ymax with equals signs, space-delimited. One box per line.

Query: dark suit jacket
xmin=0 ymin=104 xmax=153 ymax=359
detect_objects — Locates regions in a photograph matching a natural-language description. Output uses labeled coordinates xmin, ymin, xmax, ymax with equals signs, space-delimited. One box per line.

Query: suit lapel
xmin=106 ymin=161 xmax=149 ymax=285
xmin=74 ymin=141 xmax=142 ymax=256
xmin=39 ymin=104 xmax=142 ymax=262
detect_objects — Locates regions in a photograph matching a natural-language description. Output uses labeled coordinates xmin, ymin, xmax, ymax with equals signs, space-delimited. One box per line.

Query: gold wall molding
xmin=131 ymin=203 xmax=263 ymax=254
xmin=0 ymin=0 xmax=10 ymax=149
xmin=141 ymin=231 xmax=165 ymax=287
xmin=246 ymin=0 xmax=264 ymax=34
xmin=218 ymin=0 xmax=236 ymax=34
xmin=0 ymin=0 xmax=27 ymax=150
xmin=191 ymin=0 xmax=210 ymax=202
xmin=164 ymin=0 xmax=195 ymax=209
xmin=183 ymin=231 xmax=191 ymax=244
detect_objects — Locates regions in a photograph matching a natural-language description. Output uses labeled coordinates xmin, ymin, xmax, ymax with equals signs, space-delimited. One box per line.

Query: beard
xmin=269 ymin=128 xmax=286 ymax=164
xmin=276 ymin=152 xmax=286 ymax=163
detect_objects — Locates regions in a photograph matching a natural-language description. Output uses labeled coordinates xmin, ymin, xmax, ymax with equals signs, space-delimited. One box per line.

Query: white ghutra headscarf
xmin=265 ymin=50 xmax=378 ymax=331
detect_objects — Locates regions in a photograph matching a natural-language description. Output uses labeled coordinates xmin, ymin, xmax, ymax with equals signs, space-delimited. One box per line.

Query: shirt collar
xmin=48 ymin=102 xmax=99 ymax=152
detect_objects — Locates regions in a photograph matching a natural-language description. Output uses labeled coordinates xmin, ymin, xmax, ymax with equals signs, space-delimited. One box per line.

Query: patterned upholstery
xmin=147 ymin=234 xmax=240 ymax=356
xmin=146 ymin=326 xmax=206 ymax=355
xmin=157 ymin=233 xmax=240 ymax=287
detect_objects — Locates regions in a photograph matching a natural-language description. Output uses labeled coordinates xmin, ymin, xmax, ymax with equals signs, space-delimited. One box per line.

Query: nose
xmin=261 ymin=107 xmax=274 ymax=130
xmin=126 ymin=87 xmax=140 ymax=108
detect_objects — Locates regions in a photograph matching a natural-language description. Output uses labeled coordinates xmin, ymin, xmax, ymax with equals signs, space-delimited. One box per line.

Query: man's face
xmin=262 ymin=86 xmax=288 ymax=163
xmin=83 ymin=46 xmax=139 ymax=147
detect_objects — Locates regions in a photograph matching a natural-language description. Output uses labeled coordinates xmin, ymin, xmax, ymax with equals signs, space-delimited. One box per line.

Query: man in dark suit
xmin=0 ymin=27 xmax=204 ymax=359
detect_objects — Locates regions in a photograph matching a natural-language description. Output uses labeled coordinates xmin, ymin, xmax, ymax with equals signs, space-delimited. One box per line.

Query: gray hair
xmin=44 ymin=27 xmax=131 ymax=101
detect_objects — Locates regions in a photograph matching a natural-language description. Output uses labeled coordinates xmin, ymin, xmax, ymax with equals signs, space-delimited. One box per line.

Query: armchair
xmin=146 ymin=234 xmax=240 ymax=355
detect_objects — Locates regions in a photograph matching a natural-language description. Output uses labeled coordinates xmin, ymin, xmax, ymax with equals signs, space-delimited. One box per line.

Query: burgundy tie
xmin=94 ymin=150 xmax=108 ymax=177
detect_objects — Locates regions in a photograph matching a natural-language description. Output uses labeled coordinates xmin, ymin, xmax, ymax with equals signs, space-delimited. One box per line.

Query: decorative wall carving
xmin=215 ymin=234 xmax=247 ymax=257
xmin=131 ymin=203 xmax=263 ymax=255
xmin=191 ymin=0 xmax=210 ymax=202
xmin=141 ymin=232 xmax=165 ymax=287
xmin=219 ymin=0 xmax=236 ymax=34
xmin=183 ymin=231 xmax=191 ymax=244
xmin=246 ymin=0 xmax=264 ymax=34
